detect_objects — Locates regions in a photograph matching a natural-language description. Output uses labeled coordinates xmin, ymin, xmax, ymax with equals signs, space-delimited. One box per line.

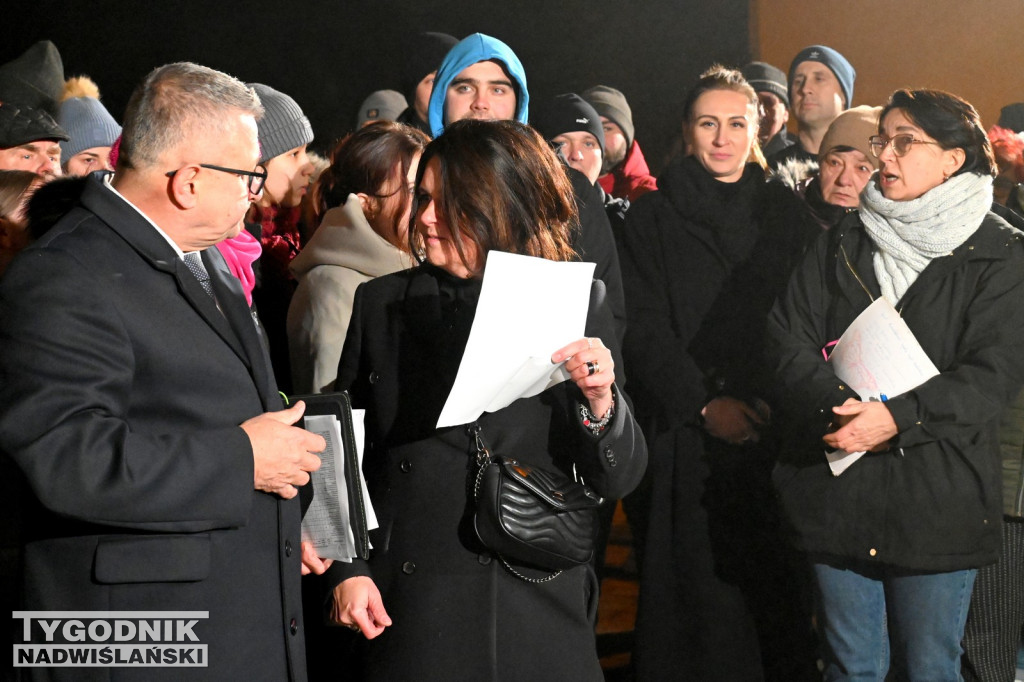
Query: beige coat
xmin=287 ymin=195 xmax=413 ymax=393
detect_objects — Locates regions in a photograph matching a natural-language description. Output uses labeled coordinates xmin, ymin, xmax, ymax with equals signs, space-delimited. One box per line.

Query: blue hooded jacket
xmin=426 ymin=33 xmax=529 ymax=138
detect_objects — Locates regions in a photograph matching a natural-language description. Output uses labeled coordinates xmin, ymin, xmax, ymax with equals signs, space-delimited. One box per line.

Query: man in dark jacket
xmin=0 ymin=62 xmax=326 ymax=680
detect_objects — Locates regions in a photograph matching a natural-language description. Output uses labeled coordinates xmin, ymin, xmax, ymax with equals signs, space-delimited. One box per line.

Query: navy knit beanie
xmin=788 ymin=45 xmax=855 ymax=109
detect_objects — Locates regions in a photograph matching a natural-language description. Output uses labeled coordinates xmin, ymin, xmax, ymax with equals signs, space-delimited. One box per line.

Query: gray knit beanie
xmin=742 ymin=62 xmax=789 ymax=107
xmin=581 ymin=85 xmax=634 ymax=149
xmin=248 ymin=83 xmax=313 ymax=163
xmin=58 ymin=96 xmax=121 ymax=159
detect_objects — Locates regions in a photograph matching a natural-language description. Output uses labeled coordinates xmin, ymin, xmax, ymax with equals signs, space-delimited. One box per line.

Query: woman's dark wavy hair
xmin=880 ymin=89 xmax=996 ymax=178
xmin=410 ymin=119 xmax=577 ymax=276
xmin=312 ymin=121 xmax=429 ymax=247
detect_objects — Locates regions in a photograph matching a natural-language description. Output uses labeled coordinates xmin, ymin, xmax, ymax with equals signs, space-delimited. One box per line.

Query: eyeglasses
xmin=166 ymin=163 xmax=268 ymax=195
xmin=868 ymin=134 xmax=941 ymax=158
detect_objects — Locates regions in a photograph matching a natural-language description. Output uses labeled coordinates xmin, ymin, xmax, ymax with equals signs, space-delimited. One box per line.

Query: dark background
xmin=2 ymin=0 xmax=750 ymax=174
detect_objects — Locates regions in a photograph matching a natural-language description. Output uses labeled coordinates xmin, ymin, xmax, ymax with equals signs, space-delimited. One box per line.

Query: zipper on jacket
xmin=838 ymin=242 xmax=874 ymax=304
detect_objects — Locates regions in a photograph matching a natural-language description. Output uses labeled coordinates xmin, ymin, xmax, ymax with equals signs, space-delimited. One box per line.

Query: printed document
xmin=301 ymin=410 xmax=377 ymax=561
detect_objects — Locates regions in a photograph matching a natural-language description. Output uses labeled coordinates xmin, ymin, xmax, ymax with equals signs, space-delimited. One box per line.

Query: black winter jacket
xmin=769 ymin=211 xmax=1024 ymax=571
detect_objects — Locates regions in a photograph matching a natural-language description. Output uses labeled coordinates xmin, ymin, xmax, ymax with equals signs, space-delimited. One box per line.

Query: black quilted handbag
xmin=470 ymin=423 xmax=603 ymax=582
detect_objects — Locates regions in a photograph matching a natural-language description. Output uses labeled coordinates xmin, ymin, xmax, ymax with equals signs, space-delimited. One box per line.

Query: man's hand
xmin=701 ymin=396 xmax=767 ymax=445
xmin=300 ymin=541 xmax=333 ymax=576
xmin=242 ymin=401 xmax=325 ymax=499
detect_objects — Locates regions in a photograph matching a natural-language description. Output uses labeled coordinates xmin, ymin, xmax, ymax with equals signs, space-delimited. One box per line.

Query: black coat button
xmin=369 ymin=371 xmax=380 ymax=384
xmin=402 ymin=561 xmax=416 ymax=574
xmin=284 ymin=540 xmax=293 ymax=557
xmin=399 ymin=459 xmax=412 ymax=473
xmin=289 ymin=618 xmax=298 ymax=635
xmin=478 ymin=554 xmax=492 ymax=565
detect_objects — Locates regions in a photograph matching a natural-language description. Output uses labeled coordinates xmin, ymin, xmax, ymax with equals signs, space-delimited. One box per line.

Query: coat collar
xmin=78 ymin=174 xmax=279 ymax=407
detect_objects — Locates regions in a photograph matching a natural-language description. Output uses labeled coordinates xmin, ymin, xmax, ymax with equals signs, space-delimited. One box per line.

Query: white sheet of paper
xmin=351 ymin=408 xmax=378 ymax=532
xmin=436 ymin=251 xmax=596 ymax=428
xmin=825 ymin=298 xmax=939 ymax=475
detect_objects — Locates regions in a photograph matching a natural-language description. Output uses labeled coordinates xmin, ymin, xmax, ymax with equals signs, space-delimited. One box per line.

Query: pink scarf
xmin=215 ymin=229 xmax=262 ymax=305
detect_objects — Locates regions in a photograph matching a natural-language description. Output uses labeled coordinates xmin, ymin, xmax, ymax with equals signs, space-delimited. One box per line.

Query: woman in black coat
xmin=322 ymin=119 xmax=646 ymax=681
xmin=768 ymin=89 xmax=1024 ymax=680
xmin=620 ymin=66 xmax=820 ymax=681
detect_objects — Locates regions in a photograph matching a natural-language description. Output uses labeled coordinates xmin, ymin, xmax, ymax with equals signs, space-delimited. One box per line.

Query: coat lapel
xmin=78 ymin=175 xmax=279 ymax=408
xmin=205 ymin=246 xmax=280 ymax=409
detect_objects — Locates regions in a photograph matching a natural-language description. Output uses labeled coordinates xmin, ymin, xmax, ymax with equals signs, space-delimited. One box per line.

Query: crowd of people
xmin=1 ymin=29 xmax=1024 ymax=682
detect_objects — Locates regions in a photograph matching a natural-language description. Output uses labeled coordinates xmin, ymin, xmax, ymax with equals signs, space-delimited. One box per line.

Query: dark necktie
xmin=183 ymin=251 xmax=214 ymax=300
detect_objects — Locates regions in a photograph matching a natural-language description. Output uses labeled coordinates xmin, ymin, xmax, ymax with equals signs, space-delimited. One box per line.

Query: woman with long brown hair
xmin=287 ymin=121 xmax=428 ymax=393
xmin=321 ymin=119 xmax=646 ymax=680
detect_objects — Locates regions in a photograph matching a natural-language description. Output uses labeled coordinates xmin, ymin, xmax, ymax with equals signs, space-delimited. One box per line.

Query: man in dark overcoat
xmin=0 ymin=62 xmax=325 ymax=681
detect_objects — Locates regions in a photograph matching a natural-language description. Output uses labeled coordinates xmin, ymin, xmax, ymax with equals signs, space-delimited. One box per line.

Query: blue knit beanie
xmin=788 ymin=45 xmax=855 ymax=109
xmin=59 ymin=96 xmax=121 ymax=159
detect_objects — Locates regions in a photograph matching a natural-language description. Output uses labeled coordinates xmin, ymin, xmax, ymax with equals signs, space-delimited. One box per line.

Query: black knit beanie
xmin=998 ymin=103 xmax=1024 ymax=135
xmin=532 ymin=93 xmax=605 ymax=157
xmin=401 ymin=32 xmax=459 ymax=103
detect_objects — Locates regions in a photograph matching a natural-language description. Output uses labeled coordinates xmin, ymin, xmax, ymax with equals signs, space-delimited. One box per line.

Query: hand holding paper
xmin=825 ymin=299 xmax=938 ymax=475
xmin=823 ymin=398 xmax=899 ymax=454
xmin=437 ymin=251 xmax=596 ymax=428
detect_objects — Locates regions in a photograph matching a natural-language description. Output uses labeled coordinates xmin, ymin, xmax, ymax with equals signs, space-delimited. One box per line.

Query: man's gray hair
xmin=118 ymin=62 xmax=263 ymax=169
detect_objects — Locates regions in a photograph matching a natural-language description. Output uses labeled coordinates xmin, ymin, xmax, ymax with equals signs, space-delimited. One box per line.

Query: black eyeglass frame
xmin=165 ymin=163 xmax=268 ymax=195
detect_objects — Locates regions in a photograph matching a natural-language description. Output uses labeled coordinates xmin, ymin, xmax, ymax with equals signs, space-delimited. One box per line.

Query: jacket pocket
xmin=93 ymin=534 xmax=211 ymax=584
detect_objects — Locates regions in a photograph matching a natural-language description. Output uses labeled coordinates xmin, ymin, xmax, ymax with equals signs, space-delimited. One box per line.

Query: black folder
xmin=288 ymin=391 xmax=371 ymax=561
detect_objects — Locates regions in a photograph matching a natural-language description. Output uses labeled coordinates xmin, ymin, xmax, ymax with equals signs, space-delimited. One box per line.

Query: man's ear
xmin=168 ymin=166 xmax=200 ymax=209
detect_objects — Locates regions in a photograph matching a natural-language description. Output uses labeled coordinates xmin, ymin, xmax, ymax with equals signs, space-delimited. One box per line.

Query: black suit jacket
xmin=0 ymin=174 xmax=306 ymax=680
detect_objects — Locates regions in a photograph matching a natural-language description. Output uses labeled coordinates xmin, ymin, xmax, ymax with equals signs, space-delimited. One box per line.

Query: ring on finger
xmin=586 ymin=361 xmax=597 ymax=376
xmin=587 ymin=338 xmax=593 ymax=350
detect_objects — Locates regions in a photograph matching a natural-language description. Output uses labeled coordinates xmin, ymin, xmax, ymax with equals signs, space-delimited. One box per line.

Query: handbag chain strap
xmin=470 ymin=422 xmax=564 ymax=584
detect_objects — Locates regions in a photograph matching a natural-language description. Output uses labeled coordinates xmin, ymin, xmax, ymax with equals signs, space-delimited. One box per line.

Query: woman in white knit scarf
xmin=776 ymin=89 xmax=1022 ymax=682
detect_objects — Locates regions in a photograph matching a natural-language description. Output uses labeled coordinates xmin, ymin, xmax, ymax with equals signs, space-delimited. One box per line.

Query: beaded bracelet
xmin=580 ymin=398 xmax=615 ymax=436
